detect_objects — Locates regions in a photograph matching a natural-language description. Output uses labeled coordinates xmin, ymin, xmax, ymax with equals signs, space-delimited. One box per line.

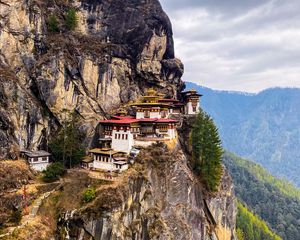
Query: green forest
xmin=223 ymin=152 xmax=300 ymax=239
xmin=236 ymin=201 xmax=281 ymax=240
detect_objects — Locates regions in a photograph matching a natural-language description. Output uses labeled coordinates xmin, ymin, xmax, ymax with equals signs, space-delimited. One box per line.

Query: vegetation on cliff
xmin=48 ymin=111 xmax=85 ymax=168
xmin=42 ymin=162 xmax=66 ymax=183
xmin=224 ymin=152 xmax=300 ymax=240
xmin=191 ymin=110 xmax=223 ymax=191
xmin=236 ymin=202 xmax=281 ymax=240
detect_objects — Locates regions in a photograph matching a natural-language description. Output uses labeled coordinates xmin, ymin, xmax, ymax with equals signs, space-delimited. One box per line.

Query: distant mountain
xmin=236 ymin=201 xmax=281 ymax=240
xmin=185 ymin=82 xmax=300 ymax=187
xmin=223 ymin=152 xmax=300 ymax=240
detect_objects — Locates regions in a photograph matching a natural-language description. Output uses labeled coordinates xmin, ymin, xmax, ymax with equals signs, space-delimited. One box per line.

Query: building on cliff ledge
xmin=83 ymin=89 xmax=202 ymax=172
xmin=85 ymin=148 xmax=129 ymax=172
xmin=182 ymin=89 xmax=203 ymax=115
xmin=20 ymin=150 xmax=51 ymax=171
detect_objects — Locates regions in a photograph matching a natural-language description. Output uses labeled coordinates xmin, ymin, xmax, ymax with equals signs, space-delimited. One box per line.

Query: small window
xmin=145 ymin=110 xmax=150 ymax=118
xmin=115 ymin=133 xmax=117 ymax=139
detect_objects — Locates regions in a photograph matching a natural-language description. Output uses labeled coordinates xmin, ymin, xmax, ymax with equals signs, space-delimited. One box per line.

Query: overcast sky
xmin=160 ymin=0 xmax=300 ymax=93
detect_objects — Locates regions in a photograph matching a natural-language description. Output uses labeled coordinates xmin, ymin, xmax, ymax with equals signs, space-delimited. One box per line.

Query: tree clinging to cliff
xmin=191 ymin=110 xmax=223 ymax=191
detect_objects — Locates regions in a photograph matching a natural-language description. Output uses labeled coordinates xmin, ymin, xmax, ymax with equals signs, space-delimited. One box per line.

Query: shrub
xmin=43 ymin=162 xmax=66 ymax=182
xmin=82 ymin=187 xmax=96 ymax=203
xmin=47 ymin=15 xmax=59 ymax=33
xmin=9 ymin=210 xmax=22 ymax=224
xmin=65 ymin=9 xmax=78 ymax=30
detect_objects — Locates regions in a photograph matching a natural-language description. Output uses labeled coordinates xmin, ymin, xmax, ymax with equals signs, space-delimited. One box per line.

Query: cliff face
xmin=58 ymin=144 xmax=237 ymax=240
xmin=0 ymin=1 xmax=237 ymax=239
xmin=0 ymin=0 xmax=184 ymax=159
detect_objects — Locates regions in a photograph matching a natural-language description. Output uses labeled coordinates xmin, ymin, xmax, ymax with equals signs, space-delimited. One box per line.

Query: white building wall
xmin=94 ymin=161 xmax=129 ymax=172
xmin=167 ymin=128 xmax=176 ymax=139
xmin=134 ymin=140 xmax=156 ymax=148
xmin=93 ymin=161 xmax=115 ymax=171
xmin=112 ymin=129 xmax=134 ymax=154
xmin=186 ymin=101 xmax=200 ymax=114
xmin=30 ymin=162 xmax=49 ymax=171
xmin=114 ymin=164 xmax=129 ymax=172
xmin=150 ymin=111 xmax=160 ymax=118
xmin=136 ymin=112 xmax=145 ymax=119
xmin=28 ymin=156 xmax=50 ymax=172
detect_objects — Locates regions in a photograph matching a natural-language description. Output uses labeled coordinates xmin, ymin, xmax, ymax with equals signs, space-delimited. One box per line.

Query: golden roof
xmin=117 ymin=108 xmax=127 ymax=116
xmin=89 ymin=148 xmax=119 ymax=155
xmin=146 ymin=88 xmax=157 ymax=96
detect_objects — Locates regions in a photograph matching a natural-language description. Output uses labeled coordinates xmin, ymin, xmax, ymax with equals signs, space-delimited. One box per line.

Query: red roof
xmin=111 ymin=116 xmax=135 ymax=120
xmin=100 ymin=117 xmax=178 ymax=124
xmin=100 ymin=119 xmax=139 ymax=124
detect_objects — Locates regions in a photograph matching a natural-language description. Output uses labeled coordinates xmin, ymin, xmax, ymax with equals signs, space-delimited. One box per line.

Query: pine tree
xmin=65 ymin=9 xmax=78 ymax=31
xmin=49 ymin=111 xmax=85 ymax=168
xmin=191 ymin=110 xmax=223 ymax=191
xmin=47 ymin=15 xmax=59 ymax=33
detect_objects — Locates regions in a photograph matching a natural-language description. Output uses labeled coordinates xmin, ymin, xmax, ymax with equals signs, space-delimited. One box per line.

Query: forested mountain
xmin=186 ymin=82 xmax=300 ymax=187
xmin=223 ymin=152 xmax=300 ymax=240
xmin=236 ymin=202 xmax=281 ymax=240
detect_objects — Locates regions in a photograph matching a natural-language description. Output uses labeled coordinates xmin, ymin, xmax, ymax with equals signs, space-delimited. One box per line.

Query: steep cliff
xmin=58 ymin=144 xmax=237 ymax=240
xmin=0 ymin=1 xmax=238 ymax=239
xmin=0 ymin=0 xmax=184 ymax=159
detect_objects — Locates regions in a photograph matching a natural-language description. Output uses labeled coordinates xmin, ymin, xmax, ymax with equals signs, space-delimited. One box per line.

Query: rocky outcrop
xmin=58 ymin=144 xmax=237 ymax=240
xmin=0 ymin=0 xmax=184 ymax=158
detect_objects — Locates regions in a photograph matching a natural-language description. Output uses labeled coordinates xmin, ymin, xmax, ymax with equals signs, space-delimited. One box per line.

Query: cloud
xmin=160 ymin=0 xmax=300 ymax=92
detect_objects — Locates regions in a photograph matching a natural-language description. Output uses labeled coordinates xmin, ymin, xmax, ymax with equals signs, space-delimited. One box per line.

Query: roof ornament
xmin=146 ymin=88 xmax=157 ymax=96
xmin=116 ymin=107 xmax=127 ymax=116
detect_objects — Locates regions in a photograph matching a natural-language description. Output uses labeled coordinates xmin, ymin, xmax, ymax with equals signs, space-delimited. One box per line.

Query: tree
xmin=47 ymin=15 xmax=59 ymax=33
xmin=65 ymin=9 xmax=78 ymax=31
xmin=191 ymin=110 xmax=223 ymax=191
xmin=42 ymin=162 xmax=66 ymax=182
xmin=49 ymin=111 xmax=85 ymax=168
xmin=82 ymin=187 xmax=96 ymax=203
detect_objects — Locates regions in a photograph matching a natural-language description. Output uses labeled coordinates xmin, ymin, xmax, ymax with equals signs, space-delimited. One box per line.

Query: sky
xmin=160 ymin=0 xmax=300 ymax=93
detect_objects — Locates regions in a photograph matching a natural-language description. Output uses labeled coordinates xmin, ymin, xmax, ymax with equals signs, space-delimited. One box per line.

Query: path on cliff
xmin=0 ymin=188 xmax=57 ymax=239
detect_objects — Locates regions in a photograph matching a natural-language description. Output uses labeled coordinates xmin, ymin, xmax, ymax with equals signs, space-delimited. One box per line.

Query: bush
xmin=47 ymin=15 xmax=59 ymax=33
xmin=65 ymin=9 xmax=78 ymax=30
xmin=82 ymin=187 xmax=96 ymax=203
xmin=9 ymin=210 xmax=22 ymax=224
xmin=43 ymin=162 xmax=66 ymax=182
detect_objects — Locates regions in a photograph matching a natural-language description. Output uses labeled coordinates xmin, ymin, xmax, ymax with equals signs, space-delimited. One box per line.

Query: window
xmin=118 ymin=134 xmax=121 ymax=139
xmin=145 ymin=110 xmax=150 ymax=118
xmin=33 ymin=157 xmax=38 ymax=162
xmin=126 ymin=134 xmax=128 ymax=140
xmin=115 ymin=133 xmax=117 ymax=139
xmin=42 ymin=157 xmax=47 ymax=161
xmin=122 ymin=134 xmax=124 ymax=140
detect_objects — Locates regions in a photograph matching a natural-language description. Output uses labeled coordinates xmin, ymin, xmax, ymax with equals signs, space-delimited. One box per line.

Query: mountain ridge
xmin=186 ymin=81 xmax=300 ymax=187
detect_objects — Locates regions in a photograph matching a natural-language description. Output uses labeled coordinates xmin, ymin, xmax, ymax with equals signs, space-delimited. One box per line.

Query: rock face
xmin=0 ymin=0 xmax=184 ymax=158
xmin=58 ymin=145 xmax=237 ymax=240
xmin=0 ymin=1 xmax=237 ymax=239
